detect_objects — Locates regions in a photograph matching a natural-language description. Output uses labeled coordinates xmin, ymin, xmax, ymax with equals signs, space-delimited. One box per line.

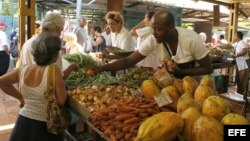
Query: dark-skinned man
xmin=86 ymin=10 xmax=213 ymax=78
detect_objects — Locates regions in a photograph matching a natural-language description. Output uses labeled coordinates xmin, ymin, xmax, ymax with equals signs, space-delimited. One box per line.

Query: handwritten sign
xmin=154 ymin=91 xmax=173 ymax=107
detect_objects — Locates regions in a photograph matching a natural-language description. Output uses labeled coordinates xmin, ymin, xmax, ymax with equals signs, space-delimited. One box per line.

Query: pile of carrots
xmin=89 ymin=98 xmax=170 ymax=141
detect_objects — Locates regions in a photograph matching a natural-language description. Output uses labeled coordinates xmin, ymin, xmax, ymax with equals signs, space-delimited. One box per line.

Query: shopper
xmin=19 ymin=12 xmax=78 ymax=79
xmin=0 ymin=22 xmax=10 ymax=76
xmin=92 ymin=26 xmax=106 ymax=52
xmin=233 ymin=31 xmax=249 ymax=95
xmin=86 ymin=10 xmax=212 ymax=78
xmin=1 ymin=32 xmax=69 ymax=141
xmin=73 ymin=16 xmax=88 ymax=53
xmin=130 ymin=11 xmax=159 ymax=71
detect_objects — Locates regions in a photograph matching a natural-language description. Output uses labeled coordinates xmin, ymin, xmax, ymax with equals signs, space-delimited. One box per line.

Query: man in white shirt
xmin=130 ymin=12 xmax=159 ymax=71
xmin=0 ymin=22 xmax=9 ymax=76
xmin=19 ymin=13 xmax=78 ymax=79
xmin=73 ymin=16 xmax=88 ymax=53
xmin=87 ymin=10 xmax=212 ymax=78
xmin=233 ymin=31 xmax=249 ymax=95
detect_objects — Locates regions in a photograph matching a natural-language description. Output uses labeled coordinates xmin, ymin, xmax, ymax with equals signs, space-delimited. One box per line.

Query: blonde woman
xmin=106 ymin=11 xmax=135 ymax=51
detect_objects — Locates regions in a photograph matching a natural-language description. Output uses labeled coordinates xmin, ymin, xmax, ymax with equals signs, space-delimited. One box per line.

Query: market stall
xmin=62 ymin=53 xmax=249 ymax=141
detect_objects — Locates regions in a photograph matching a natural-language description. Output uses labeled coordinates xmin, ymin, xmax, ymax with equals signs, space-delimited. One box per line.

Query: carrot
xmin=123 ymin=98 xmax=135 ymax=104
xmin=96 ymin=108 xmax=113 ymax=115
xmin=139 ymin=113 xmax=148 ymax=118
xmin=116 ymin=106 xmax=137 ymax=112
xmin=103 ymin=121 xmax=112 ymax=126
xmin=124 ymin=117 xmax=140 ymax=124
xmin=122 ymin=124 xmax=134 ymax=133
xmin=135 ymin=109 xmax=148 ymax=113
xmin=124 ymin=133 xmax=132 ymax=140
xmin=104 ymin=128 xmax=112 ymax=136
xmin=147 ymin=109 xmax=158 ymax=115
xmin=113 ymin=121 xmax=124 ymax=129
xmin=110 ymin=134 xmax=117 ymax=141
xmin=115 ymin=114 xmax=135 ymax=121
xmin=108 ymin=112 xmax=117 ymax=118
xmin=138 ymin=104 xmax=154 ymax=109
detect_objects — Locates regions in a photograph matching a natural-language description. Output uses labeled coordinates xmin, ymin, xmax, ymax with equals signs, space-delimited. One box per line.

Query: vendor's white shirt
xmin=19 ymin=35 xmax=63 ymax=71
xmin=235 ymin=40 xmax=249 ymax=71
xmin=135 ymin=27 xmax=159 ymax=70
xmin=102 ymin=32 xmax=111 ymax=46
xmin=111 ymin=27 xmax=135 ymax=51
xmin=138 ymin=27 xmax=209 ymax=68
xmin=0 ymin=30 xmax=9 ymax=51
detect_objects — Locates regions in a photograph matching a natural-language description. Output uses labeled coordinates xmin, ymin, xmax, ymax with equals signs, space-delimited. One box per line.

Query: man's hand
xmin=70 ymin=63 xmax=80 ymax=71
xmin=162 ymin=58 xmax=180 ymax=73
xmin=85 ymin=66 xmax=102 ymax=77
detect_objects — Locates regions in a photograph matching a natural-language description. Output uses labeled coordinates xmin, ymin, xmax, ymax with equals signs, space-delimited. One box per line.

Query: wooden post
xmin=107 ymin=0 xmax=123 ymax=12
xmin=228 ymin=3 xmax=238 ymax=44
xmin=18 ymin=0 xmax=35 ymax=50
xmin=213 ymin=5 xmax=220 ymax=27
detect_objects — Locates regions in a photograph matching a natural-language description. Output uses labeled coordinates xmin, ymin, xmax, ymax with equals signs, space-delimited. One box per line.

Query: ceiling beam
xmin=239 ymin=10 xmax=248 ymax=19
xmin=61 ymin=0 xmax=75 ymax=5
xmin=183 ymin=10 xmax=199 ymax=16
xmin=183 ymin=15 xmax=228 ymax=19
xmin=200 ymin=0 xmax=231 ymax=7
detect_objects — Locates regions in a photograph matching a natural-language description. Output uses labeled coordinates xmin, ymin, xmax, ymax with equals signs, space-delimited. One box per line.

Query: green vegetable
xmin=66 ymin=68 xmax=117 ymax=86
xmin=64 ymin=53 xmax=100 ymax=68
xmin=117 ymin=67 xmax=153 ymax=88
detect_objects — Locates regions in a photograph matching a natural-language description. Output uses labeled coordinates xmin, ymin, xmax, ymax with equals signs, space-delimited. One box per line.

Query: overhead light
xmin=87 ymin=0 xmax=96 ymax=6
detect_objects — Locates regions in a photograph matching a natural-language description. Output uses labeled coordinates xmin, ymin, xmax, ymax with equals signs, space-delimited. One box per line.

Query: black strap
xmin=163 ymin=42 xmax=172 ymax=57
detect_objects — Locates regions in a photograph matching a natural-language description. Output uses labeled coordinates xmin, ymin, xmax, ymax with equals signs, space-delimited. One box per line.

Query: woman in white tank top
xmin=0 ymin=32 xmax=70 ymax=141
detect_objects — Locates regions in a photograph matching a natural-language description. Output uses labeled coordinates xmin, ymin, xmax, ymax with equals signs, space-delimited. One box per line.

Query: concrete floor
xmin=0 ymin=59 xmax=19 ymax=141
xmin=0 ymin=89 xmax=19 ymax=141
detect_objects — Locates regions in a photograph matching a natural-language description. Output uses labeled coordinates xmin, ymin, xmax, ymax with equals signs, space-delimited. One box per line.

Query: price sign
xmin=154 ymin=91 xmax=173 ymax=107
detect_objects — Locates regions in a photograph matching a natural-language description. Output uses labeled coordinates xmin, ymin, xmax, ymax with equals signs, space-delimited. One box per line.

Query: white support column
xmin=76 ymin=0 xmax=82 ymax=19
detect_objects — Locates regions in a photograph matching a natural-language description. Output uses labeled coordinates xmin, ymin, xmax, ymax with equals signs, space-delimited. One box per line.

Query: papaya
xmin=181 ymin=107 xmax=202 ymax=141
xmin=202 ymin=96 xmax=230 ymax=121
xmin=161 ymin=86 xmax=180 ymax=111
xmin=135 ymin=112 xmax=184 ymax=141
xmin=172 ymin=77 xmax=184 ymax=95
xmin=183 ymin=76 xmax=198 ymax=95
xmin=141 ymin=79 xmax=160 ymax=99
xmin=222 ymin=113 xmax=249 ymax=125
xmin=194 ymin=85 xmax=217 ymax=106
xmin=177 ymin=93 xmax=201 ymax=114
xmin=192 ymin=115 xmax=223 ymax=141
xmin=200 ymin=75 xmax=216 ymax=90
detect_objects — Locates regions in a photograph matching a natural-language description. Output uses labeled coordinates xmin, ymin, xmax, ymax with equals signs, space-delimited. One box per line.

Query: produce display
xmin=64 ymin=53 xmax=100 ymax=68
xmin=68 ymin=84 xmax=137 ymax=112
xmin=65 ymin=63 xmax=249 ymax=141
xmin=117 ymin=67 xmax=153 ymax=88
xmin=208 ymin=45 xmax=234 ymax=63
xmin=64 ymin=53 xmax=118 ymax=86
xmin=65 ymin=69 xmax=117 ymax=86
xmin=89 ymin=98 xmax=171 ymax=141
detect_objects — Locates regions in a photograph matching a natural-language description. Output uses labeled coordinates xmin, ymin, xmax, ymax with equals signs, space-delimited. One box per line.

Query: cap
xmin=0 ymin=22 xmax=7 ymax=27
